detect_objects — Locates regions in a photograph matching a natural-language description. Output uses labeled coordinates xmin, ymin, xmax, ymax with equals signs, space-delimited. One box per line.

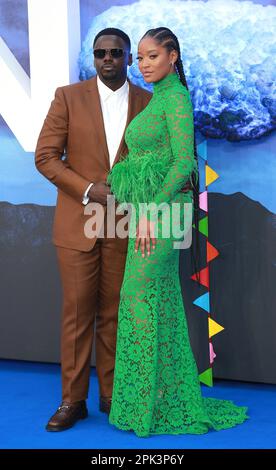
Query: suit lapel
xmin=85 ymin=76 xmax=142 ymax=171
xmin=111 ymin=79 xmax=142 ymax=169
xmin=85 ymin=76 xmax=110 ymax=170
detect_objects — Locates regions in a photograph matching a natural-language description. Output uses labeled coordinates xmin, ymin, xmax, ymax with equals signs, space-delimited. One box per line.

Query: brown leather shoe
xmin=99 ymin=396 xmax=112 ymax=415
xmin=46 ymin=400 xmax=88 ymax=432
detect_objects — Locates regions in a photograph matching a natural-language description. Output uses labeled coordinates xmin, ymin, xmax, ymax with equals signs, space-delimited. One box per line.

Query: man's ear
xmin=128 ymin=52 xmax=133 ymax=67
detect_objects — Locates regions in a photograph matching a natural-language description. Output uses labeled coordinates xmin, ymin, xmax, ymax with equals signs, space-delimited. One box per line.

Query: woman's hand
xmin=135 ymin=215 xmax=156 ymax=257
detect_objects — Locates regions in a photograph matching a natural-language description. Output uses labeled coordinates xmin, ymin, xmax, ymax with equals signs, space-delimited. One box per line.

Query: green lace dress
xmin=107 ymin=73 xmax=248 ymax=437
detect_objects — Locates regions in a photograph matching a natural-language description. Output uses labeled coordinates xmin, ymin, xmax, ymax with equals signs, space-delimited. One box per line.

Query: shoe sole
xmin=45 ymin=409 xmax=88 ymax=432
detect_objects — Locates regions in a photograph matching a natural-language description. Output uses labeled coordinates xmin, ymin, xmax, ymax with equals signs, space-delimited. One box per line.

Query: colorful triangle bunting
xmin=199 ymin=367 xmax=213 ymax=387
xmin=209 ymin=342 xmax=216 ymax=364
xmin=199 ymin=191 xmax=208 ymax=212
xmin=197 ymin=140 xmax=207 ymax=161
xmin=193 ymin=292 xmax=210 ymax=313
xmin=206 ymin=165 xmax=219 ymax=186
xmin=191 ymin=266 xmax=209 ymax=288
xmin=208 ymin=318 xmax=224 ymax=338
xmin=198 ymin=216 xmax=208 ymax=237
xmin=207 ymin=241 xmax=219 ymax=262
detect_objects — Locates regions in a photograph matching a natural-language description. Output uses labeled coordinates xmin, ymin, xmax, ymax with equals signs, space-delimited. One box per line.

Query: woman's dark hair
xmin=141 ymin=27 xmax=201 ymax=284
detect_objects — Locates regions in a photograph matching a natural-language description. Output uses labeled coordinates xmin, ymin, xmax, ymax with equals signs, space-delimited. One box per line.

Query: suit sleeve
xmin=147 ymin=88 xmax=197 ymax=220
xmin=35 ymin=87 xmax=90 ymax=202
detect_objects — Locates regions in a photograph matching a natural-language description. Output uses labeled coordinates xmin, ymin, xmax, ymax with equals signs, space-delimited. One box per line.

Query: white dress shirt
xmin=97 ymin=75 xmax=129 ymax=168
xmin=82 ymin=76 xmax=129 ymax=205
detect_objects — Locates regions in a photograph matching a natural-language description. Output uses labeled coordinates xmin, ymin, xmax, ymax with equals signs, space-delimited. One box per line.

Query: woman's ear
xmin=170 ymin=50 xmax=178 ymax=65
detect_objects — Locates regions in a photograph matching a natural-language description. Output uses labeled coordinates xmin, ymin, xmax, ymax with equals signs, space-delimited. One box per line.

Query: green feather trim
xmin=107 ymin=149 xmax=171 ymax=205
xmin=107 ymin=148 xmax=198 ymax=206
xmin=107 ymin=158 xmax=131 ymax=203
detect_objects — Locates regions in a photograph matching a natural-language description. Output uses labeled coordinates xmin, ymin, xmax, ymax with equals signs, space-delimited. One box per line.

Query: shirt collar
xmin=97 ymin=75 xmax=129 ymax=102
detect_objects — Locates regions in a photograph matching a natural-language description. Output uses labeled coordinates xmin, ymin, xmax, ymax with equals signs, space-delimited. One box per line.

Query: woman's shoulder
xmin=162 ymin=85 xmax=192 ymax=108
xmin=165 ymin=83 xmax=190 ymax=97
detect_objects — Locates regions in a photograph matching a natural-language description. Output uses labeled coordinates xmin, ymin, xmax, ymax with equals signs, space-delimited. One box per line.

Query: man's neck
xmin=98 ymin=76 xmax=127 ymax=91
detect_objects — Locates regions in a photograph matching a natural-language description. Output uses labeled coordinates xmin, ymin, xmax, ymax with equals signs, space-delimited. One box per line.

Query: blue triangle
xmin=197 ymin=140 xmax=207 ymax=161
xmin=199 ymin=158 xmax=206 ymax=193
xmin=193 ymin=292 xmax=210 ymax=313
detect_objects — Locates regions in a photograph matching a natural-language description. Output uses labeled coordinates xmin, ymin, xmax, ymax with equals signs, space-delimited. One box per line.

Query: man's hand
xmin=88 ymin=182 xmax=111 ymax=205
xmin=181 ymin=180 xmax=193 ymax=192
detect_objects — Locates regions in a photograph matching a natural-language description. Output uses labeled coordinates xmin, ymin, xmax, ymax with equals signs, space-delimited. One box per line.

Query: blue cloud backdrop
xmin=0 ymin=0 xmax=275 ymax=212
xmin=79 ymin=0 xmax=276 ymax=141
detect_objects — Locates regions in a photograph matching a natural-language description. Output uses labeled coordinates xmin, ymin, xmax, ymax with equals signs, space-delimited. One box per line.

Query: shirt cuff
xmin=82 ymin=182 xmax=94 ymax=205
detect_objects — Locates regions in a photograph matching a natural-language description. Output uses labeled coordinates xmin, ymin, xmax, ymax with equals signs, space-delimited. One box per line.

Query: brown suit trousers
xmin=35 ymin=77 xmax=152 ymax=401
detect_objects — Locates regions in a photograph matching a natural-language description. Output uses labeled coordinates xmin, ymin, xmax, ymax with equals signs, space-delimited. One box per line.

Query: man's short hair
xmin=93 ymin=28 xmax=131 ymax=51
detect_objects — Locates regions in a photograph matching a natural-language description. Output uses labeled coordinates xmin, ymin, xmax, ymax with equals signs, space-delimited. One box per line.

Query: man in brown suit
xmin=35 ymin=28 xmax=191 ymax=432
xmin=35 ymin=28 xmax=150 ymax=431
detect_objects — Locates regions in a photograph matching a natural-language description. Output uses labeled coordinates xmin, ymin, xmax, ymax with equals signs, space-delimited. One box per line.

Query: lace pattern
xmin=108 ymin=73 xmax=248 ymax=437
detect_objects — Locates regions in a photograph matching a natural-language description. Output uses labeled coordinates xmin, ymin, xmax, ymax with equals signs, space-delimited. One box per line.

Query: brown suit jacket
xmin=35 ymin=77 xmax=152 ymax=251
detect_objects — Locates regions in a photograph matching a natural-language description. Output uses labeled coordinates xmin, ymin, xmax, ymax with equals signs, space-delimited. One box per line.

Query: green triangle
xmin=199 ymin=367 xmax=213 ymax=387
xmin=199 ymin=216 xmax=208 ymax=237
xmin=192 ymin=217 xmax=208 ymax=236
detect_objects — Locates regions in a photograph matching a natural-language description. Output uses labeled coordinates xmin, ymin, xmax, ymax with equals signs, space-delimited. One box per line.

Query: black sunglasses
xmin=93 ymin=48 xmax=124 ymax=59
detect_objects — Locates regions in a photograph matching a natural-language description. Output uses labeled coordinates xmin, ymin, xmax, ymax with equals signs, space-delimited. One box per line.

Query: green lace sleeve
xmin=147 ymin=88 xmax=197 ymax=220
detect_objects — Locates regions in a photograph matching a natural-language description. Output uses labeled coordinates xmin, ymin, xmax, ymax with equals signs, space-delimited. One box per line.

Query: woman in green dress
xmin=107 ymin=27 xmax=248 ymax=437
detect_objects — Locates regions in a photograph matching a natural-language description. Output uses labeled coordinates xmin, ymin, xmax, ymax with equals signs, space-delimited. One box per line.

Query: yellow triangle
xmin=208 ymin=318 xmax=224 ymax=338
xmin=206 ymin=165 xmax=219 ymax=186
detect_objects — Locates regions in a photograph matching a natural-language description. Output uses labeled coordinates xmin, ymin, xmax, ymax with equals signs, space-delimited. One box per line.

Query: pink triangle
xmin=199 ymin=191 xmax=208 ymax=212
xmin=209 ymin=342 xmax=216 ymax=364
